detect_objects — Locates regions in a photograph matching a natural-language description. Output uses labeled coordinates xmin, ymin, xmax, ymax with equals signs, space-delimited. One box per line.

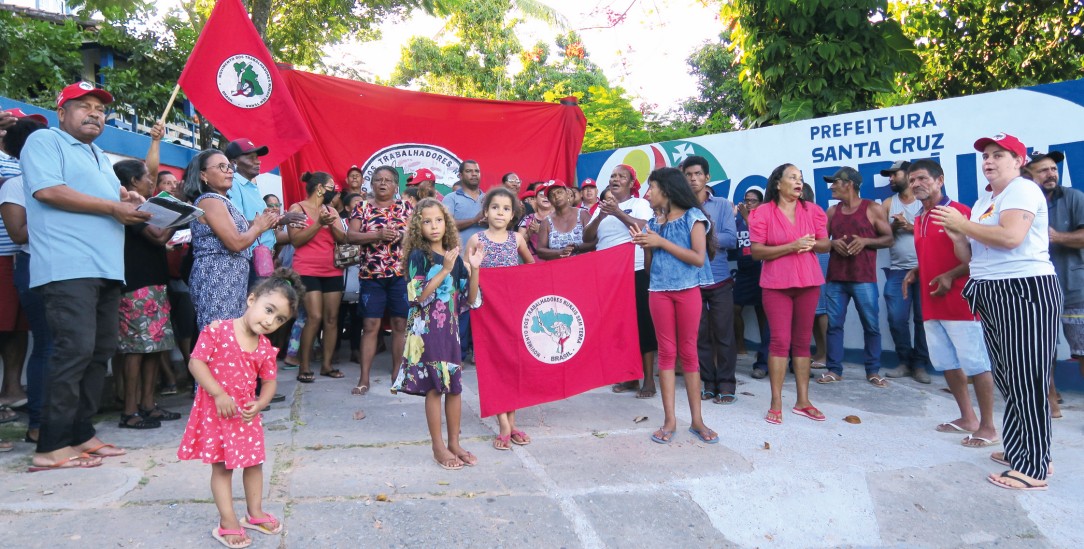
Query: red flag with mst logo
xmin=472 ymin=244 xmax=642 ymax=417
xmin=177 ymin=0 xmax=311 ymax=170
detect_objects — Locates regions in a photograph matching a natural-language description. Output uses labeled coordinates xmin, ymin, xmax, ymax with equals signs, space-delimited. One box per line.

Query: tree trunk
xmin=249 ymin=0 xmax=271 ymax=40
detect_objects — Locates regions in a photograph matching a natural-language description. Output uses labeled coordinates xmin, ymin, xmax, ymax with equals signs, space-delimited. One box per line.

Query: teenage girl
xmin=178 ymin=268 xmax=303 ymax=548
xmin=466 ymin=188 xmax=535 ymax=450
xmin=393 ymin=198 xmax=483 ymax=470
xmin=631 ymin=167 xmax=719 ymax=445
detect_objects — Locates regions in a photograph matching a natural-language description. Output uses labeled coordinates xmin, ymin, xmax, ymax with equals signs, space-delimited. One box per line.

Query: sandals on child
xmin=211 ymin=526 xmax=251 ymax=548
xmin=240 ymin=513 xmax=283 ymax=535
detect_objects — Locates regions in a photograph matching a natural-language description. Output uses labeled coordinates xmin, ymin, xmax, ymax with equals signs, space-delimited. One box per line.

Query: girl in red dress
xmin=178 ymin=268 xmax=302 ymax=548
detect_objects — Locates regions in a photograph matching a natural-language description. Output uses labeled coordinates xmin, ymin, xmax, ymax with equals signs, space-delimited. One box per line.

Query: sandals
xmin=351 ymin=385 xmax=369 ymax=395
xmin=240 ymin=513 xmax=283 ymax=535
xmin=211 ymin=526 xmax=252 ymax=548
xmin=765 ymin=409 xmax=782 ymax=425
xmin=0 ymin=404 xmax=17 ymax=424
xmin=296 ymin=372 xmax=315 ymax=383
xmin=434 ymin=456 xmax=464 ymax=470
xmin=140 ymin=404 xmax=182 ymax=421
xmin=816 ymin=372 xmax=842 ymax=384
xmin=988 ymin=471 xmax=1048 ymax=491
xmin=83 ymin=443 xmax=127 ymax=457
xmin=635 ymin=388 xmax=657 ymax=399
xmin=866 ymin=375 xmax=888 ymax=388
xmin=319 ymin=369 xmax=344 ymax=378
xmin=28 ymin=453 xmax=103 ymax=472
xmin=990 ymin=452 xmax=1054 ymax=476
xmin=510 ymin=429 xmax=531 ymax=445
xmin=493 ymin=434 xmax=511 ymax=450
xmin=119 ymin=412 xmax=161 ymax=429
xmin=650 ymin=428 xmax=673 ymax=444
xmin=713 ymin=394 xmax=737 ymax=405
xmin=700 ymin=390 xmax=715 ymax=401
xmin=792 ymin=406 xmax=826 ymax=421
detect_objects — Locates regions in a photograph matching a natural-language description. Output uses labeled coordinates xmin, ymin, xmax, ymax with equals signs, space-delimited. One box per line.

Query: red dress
xmin=177 ymin=320 xmax=278 ymax=470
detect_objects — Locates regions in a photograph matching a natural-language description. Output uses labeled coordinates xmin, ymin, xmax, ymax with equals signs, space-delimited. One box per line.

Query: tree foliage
xmin=890 ymin=0 xmax=1084 ymax=103
xmin=681 ymin=32 xmax=744 ymax=134
xmin=722 ymin=0 xmax=919 ymax=127
xmin=0 ymin=11 xmax=86 ymax=106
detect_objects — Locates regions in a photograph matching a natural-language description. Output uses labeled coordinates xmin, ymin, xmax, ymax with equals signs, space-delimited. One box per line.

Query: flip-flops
xmin=27 ymin=453 xmax=102 ymax=473
xmin=0 ymin=405 xmax=18 ymax=424
xmin=351 ymin=385 xmax=369 ymax=395
xmin=961 ymin=434 xmax=1000 ymax=448
xmin=765 ymin=409 xmax=782 ymax=425
xmin=688 ymin=427 xmax=719 ymax=444
xmin=792 ymin=406 xmax=826 ymax=421
xmin=456 ymin=451 xmax=477 ymax=466
xmin=935 ymin=422 xmax=971 ymax=433
xmin=866 ymin=375 xmax=888 ymax=388
xmin=816 ymin=372 xmax=842 ymax=384
xmin=434 ymin=456 xmax=464 ymax=470
xmin=296 ymin=372 xmax=315 ymax=383
xmin=713 ymin=394 xmax=737 ymax=405
xmin=211 ymin=526 xmax=252 ymax=548
xmin=700 ymin=390 xmax=715 ymax=401
xmin=510 ymin=429 xmax=531 ymax=445
xmin=240 ymin=513 xmax=283 ymax=535
xmin=84 ymin=443 xmax=126 ymax=458
xmin=990 ymin=452 xmax=1054 ymax=476
xmin=987 ymin=471 xmax=1048 ymax=491
xmin=319 ymin=369 xmax=344 ymax=378
xmin=493 ymin=434 xmax=511 ymax=450
xmin=650 ymin=429 xmax=673 ymax=444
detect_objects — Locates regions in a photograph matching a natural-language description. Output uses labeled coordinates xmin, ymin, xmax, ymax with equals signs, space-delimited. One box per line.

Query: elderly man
xmin=443 ymin=159 xmax=485 ymax=362
xmin=1029 ymin=150 xmax=1083 ymax=419
xmin=22 ymin=82 xmax=152 ymax=470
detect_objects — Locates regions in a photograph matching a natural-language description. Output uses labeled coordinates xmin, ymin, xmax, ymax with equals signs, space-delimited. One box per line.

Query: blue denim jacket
xmin=647 ymin=208 xmax=713 ymax=291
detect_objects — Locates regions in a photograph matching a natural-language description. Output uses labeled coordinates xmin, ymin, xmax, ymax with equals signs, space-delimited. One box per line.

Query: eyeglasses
xmin=266 ymin=202 xmax=282 ymax=208
xmin=204 ymin=163 xmax=236 ymax=174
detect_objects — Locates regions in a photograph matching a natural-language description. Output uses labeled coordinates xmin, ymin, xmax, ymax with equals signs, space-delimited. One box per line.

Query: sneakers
xmin=882 ymin=364 xmax=911 ymax=378
xmin=751 ymin=368 xmax=767 ymax=379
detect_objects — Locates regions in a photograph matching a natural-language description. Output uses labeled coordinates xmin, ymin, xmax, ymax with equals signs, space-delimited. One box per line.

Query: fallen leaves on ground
xmin=633 ymin=416 xmax=647 ymax=423
xmin=376 ymin=493 xmax=389 ymax=502
xmin=843 ymin=415 xmax=862 ymax=424
xmin=763 ymin=442 xmax=770 ymax=450
xmin=354 ymin=410 xmax=366 ymax=420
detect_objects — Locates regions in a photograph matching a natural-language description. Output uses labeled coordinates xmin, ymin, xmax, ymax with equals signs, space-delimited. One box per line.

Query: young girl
xmin=393 ymin=198 xmax=483 ymax=470
xmin=631 ymin=167 xmax=718 ymax=445
xmin=178 ymin=268 xmax=303 ymax=548
xmin=466 ymin=188 xmax=535 ymax=450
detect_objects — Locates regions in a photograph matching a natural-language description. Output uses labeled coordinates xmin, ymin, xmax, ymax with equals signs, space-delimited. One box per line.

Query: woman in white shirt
xmin=931 ymin=133 xmax=1060 ymax=491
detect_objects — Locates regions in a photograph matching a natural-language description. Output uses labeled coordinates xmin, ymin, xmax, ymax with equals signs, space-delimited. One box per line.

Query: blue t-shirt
xmin=227 ymin=172 xmax=275 ymax=251
xmin=21 ymin=127 xmax=125 ymax=287
xmin=0 ymin=153 xmax=21 ymax=256
xmin=647 ymin=208 xmax=713 ymax=291
xmin=442 ymin=188 xmax=486 ymax=244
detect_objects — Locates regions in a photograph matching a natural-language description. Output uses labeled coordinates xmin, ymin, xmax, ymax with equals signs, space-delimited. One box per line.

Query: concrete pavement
xmin=1 ymin=352 xmax=1081 ymax=548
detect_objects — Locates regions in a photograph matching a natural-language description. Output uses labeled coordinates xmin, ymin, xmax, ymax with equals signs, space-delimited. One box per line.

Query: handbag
xmin=253 ymin=244 xmax=275 ymax=277
xmin=334 ymin=218 xmax=362 ymax=268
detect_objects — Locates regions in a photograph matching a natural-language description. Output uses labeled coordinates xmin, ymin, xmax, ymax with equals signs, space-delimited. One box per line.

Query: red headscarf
xmin=616 ymin=164 xmax=641 ymax=197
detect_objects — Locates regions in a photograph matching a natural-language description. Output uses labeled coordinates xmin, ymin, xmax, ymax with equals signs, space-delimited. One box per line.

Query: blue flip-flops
xmin=651 ymin=429 xmax=673 ymax=444
xmin=688 ymin=427 xmax=720 ymax=444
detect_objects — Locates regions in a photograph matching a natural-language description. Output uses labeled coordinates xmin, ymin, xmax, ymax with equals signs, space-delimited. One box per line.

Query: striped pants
xmin=963 ymin=275 xmax=1062 ymax=481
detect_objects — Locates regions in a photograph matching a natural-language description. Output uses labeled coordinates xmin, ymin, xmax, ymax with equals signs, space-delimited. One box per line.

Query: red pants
xmin=762 ymin=286 xmax=819 ymax=358
xmin=649 ymin=288 xmax=702 ymax=372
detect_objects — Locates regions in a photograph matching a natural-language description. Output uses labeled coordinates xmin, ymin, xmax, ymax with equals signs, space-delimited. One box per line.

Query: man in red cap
xmin=407 ymin=167 xmax=443 ymax=202
xmin=580 ymin=178 xmax=599 ymax=212
xmin=345 ymin=164 xmax=364 ymax=195
xmin=21 ymin=82 xmax=152 ymax=470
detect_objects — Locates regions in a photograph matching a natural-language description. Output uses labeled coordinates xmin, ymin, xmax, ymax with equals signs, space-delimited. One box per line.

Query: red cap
xmin=407 ymin=168 xmax=436 ymax=186
xmin=517 ymin=188 xmax=536 ymax=200
xmin=974 ymin=133 xmax=1028 ymax=164
xmin=346 ymin=164 xmax=362 ymax=176
xmin=3 ymin=108 xmax=47 ymax=126
xmin=580 ymin=178 xmax=597 ymax=188
xmin=542 ymin=179 xmax=570 ymax=196
xmin=56 ymin=82 xmax=113 ymax=108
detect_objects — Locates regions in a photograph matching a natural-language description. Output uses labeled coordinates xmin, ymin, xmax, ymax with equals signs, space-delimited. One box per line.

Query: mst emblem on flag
xmin=522 ymin=296 xmax=585 ymax=364
xmin=217 ymin=54 xmax=272 ymax=109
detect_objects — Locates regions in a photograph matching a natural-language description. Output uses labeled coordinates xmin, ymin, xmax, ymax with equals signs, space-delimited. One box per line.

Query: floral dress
xmin=178 ymin=320 xmax=278 ymax=470
xmin=190 ymin=193 xmax=251 ymax=330
xmin=478 ymin=231 xmax=519 ymax=268
xmin=392 ymin=249 xmax=481 ymax=396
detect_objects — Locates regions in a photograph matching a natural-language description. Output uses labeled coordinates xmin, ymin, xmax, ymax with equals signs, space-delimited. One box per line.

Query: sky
xmin=331 ymin=0 xmax=724 ymax=110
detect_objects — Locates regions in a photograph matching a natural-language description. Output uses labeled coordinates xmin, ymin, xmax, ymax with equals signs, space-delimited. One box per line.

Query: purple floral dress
xmin=392 ymin=249 xmax=481 ymax=396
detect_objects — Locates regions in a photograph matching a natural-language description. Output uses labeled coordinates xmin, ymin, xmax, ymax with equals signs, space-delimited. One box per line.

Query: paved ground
xmin=1 ymin=352 xmax=1081 ymax=549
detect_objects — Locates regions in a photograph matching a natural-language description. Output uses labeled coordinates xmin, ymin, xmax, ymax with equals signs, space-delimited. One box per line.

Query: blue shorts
xmin=358 ymin=276 xmax=407 ymax=319
xmin=923 ymin=320 xmax=991 ymax=376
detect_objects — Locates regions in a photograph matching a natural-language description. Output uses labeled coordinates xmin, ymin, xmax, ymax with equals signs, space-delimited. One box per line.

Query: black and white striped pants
xmin=963 ymin=274 xmax=1062 ymax=481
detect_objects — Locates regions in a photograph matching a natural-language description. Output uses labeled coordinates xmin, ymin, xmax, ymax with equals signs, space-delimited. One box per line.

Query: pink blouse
xmin=748 ymin=200 xmax=828 ymax=289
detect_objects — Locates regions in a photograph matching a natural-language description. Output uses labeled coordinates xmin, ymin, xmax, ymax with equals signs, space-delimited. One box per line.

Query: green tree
xmin=890 ymin=0 xmax=1084 ymax=103
xmin=721 ymin=0 xmax=919 ymax=126
xmin=0 ymin=11 xmax=87 ymax=107
xmin=573 ymin=85 xmax=649 ymax=152
xmin=681 ymin=33 xmax=744 ymax=134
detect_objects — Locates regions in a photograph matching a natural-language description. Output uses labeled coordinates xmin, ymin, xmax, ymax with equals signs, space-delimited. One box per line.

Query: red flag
xmin=472 ymin=245 xmax=642 ymax=417
xmin=178 ymin=0 xmax=312 ymax=170
xmin=278 ymin=70 xmax=586 ymax=207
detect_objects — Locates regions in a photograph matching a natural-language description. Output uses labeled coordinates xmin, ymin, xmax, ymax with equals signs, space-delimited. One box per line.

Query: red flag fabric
xmin=278 ymin=70 xmax=586 ymax=208
xmin=472 ymin=245 xmax=642 ymax=417
xmin=178 ymin=0 xmax=312 ymax=171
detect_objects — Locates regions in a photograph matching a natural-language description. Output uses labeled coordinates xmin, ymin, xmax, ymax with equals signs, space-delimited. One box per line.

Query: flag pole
xmin=159 ymin=83 xmax=182 ymax=124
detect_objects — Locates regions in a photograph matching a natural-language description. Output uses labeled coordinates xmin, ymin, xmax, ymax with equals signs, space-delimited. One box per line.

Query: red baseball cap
xmin=3 ymin=108 xmax=47 ymax=126
xmin=56 ymin=81 xmax=113 ymax=108
xmin=542 ymin=179 xmax=570 ymax=197
xmin=581 ymin=178 xmax=597 ymax=188
xmin=407 ymin=168 xmax=436 ymax=186
xmin=518 ymin=188 xmax=536 ymax=200
xmin=974 ymin=133 xmax=1028 ymax=163
xmin=346 ymin=164 xmax=362 ymax=177
xmin=224 ymin=138 xmax=269 ymax=160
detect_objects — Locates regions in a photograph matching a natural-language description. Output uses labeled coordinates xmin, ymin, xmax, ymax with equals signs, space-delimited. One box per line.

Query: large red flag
xmin=277 ymin=70 xmax=586 ymax=207
xmin=178 ymin=0 xmax=312 ymax=170
xmin=472 ymin=245 xmax=642 ymax=417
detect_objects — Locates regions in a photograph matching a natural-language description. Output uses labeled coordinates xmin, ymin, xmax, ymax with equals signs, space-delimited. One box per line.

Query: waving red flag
xmin=178 ymin=0 xmax=311 ymax=170
xmin=472 ymin=245 xmax=642 ymax=417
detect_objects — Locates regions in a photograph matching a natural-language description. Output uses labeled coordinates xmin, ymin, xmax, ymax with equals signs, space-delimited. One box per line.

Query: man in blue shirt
xmin=442 ymin=159 xmax=485 ymax=362
xmin=22 ymin=82 xmax=152 ymax=470
xmin=681 ymin=156 xmax=739 ymax=404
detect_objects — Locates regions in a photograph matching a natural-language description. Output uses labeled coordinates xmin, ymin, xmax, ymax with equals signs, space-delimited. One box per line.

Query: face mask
xmin=322 ymin=190 xmax=337 ymax=205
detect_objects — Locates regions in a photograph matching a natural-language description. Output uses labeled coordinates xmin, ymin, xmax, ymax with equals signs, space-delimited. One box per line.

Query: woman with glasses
xmin=182 ymin=150 xmax=279 ymax=331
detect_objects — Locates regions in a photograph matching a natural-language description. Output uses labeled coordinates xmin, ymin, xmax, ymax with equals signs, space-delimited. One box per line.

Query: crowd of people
xmin=0 ymin=80 xmax=1078 ymax=547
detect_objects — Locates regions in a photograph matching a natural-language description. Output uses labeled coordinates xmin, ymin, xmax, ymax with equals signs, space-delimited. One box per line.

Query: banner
xmin=472 ymin=245 xmax=642 ymax=417
xmin=178 ymin=0 xmax=312 ymax=170
xmin=278 ymin=70 xmax=587 ymax=207
xmin=577 ymin=78 xmax=1084 ymax=207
